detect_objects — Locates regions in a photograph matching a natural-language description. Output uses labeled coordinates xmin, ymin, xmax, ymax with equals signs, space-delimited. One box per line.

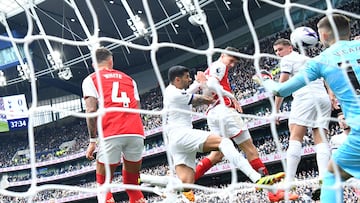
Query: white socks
xmin=316 ymin=142 xmax=330 ymax=179
xmin=219 ymin=138 xmax=261 ymax=183
xmin=285 ymin=140 xmax=302 ymax=183
xmin=286 ymin=141 xmax=331 ymax=182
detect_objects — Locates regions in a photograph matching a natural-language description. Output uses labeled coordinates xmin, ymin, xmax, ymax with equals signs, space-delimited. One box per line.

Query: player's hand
xmin=232 ymin=98 xmax=243 ymax=113
xmin=275 ymin=114 xmax=281 ymax=125
xmin=201 ymin=95 xmax=215 ymax=104
xmin=329 ymin=95 xmax=340 ymax=111
xmin=192 ymin=94 xmax=214 ymax=106
xmin=86 ymin=142 xmax=96 ymax=160
xmin=195 ymin=71 xmax=207 ymax=84
xmin=252 ymin=69 xmax=273 ymax=85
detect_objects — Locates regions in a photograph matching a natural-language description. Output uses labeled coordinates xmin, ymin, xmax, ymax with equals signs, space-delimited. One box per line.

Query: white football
xmin=290 ymin=26 xmax=318 ymax=47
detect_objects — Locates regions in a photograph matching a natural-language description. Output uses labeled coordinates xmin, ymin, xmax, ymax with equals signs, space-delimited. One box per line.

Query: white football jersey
xmin=163 ymin=83 xmax=201 ymax=130
xmin=280 ymin=51 xmax=328 ymax=98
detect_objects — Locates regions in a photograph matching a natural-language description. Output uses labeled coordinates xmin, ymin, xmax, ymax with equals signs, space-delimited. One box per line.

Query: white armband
xmin=89 ymin=138 xmax=98 ymax=143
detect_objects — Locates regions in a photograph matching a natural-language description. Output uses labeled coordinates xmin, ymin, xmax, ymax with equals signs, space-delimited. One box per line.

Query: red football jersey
xmin=205 ymin=60 xmax=232 ymax=106
xmin=82 ymin=69 xmax=144 ymax=138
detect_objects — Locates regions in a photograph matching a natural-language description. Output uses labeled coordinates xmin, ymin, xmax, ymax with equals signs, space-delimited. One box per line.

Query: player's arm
xmin=82 ymin=77 xmax=99 ymax=141
xmin=85 ymin=96 xmax=98 ymax=140
xmin=263 ymin=70 xmax=316 ymax=97
xmin=186 ymin=71 xmax=207 ymax=94
xmin=206 ymin=76 xmax=235 ymax=99
xmin=84 ymin=96 xmax=98 ymax=160
xmin=82 ymin=77 xmax=99 ymax=160
xmin=190 ymin=94 xmax=214 ymax=107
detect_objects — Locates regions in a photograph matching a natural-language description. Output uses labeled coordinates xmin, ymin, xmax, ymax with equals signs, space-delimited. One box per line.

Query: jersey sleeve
xmin=132 ymin=79 xmax=140 ymax=101
xmin=280 ymin=56 xmax=294 ymax=74
xmin=206 ymin=76 xmax=235 ymax=99
xmin=169 ymin=88 xmax=193 ymax=105
xmin=186 ymin=80 xmax=202 ymax=94
xmin=82 ymin=76 xmax=98 ymax=99
xmin=208 ymin=61 xmax=227 ymax=81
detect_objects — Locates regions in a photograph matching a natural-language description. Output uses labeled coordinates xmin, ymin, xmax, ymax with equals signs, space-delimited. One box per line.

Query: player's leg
xmin=313 ymin=128 xmax=330 ymax=180
xmin=203 ymin=134 xmax=285 ymax=187
xmin=235 ymin=132 xmax=268 ymax=176
xmin=284 ymin=97 xmax=316 ymax=185
xmin=285 ymin=124 xmax=307 ymax=184
xmin=320 ymin=160 xmax=344 ymax=203
xmin=202 ymin=134 xmax=263 ymax=183
xmin=95 ymin=163 xmax=117 ymax=203
xmin=194 ymin=151 xmax=223 ymax=181
xmin=96 ymin=138 xmax=124 ymax=203
xmin=174 ymin=164 xmax=196 ymax=202
xmin=122 ymin=137 xmax=145 ymax=203
xmin=234 ymin=131 xmax=298 ymax=201
xmin=321 ymin=134 xmax=360 ymax=203
xmin=204 ymin=105 xmax=266 ymax=176
xmin=313 ymin=95 xmax=332 ymax=180
xmin=194 ymin=104 xmax=226 ymax=181
xmin=167 ymin=128 xmax=209 ymax=202
xmin=205 ymin=106 xmax=284 ymax=185
xmin=216 ymin=106 xmax=267 ymax=174
xmin=235 ymin=133 xmax=294 ymax=202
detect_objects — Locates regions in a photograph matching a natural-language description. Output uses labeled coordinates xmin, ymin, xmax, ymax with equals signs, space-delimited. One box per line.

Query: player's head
xmin=220 ymin=47 xmax=240 ymax=68
xmin=168 ymin=65 xmax=192 ymax=89
xmin=337 ymin=112 xmax=349 ymax=131
xmin=273 ymin=38 xmax=293 ymax=57
xmin=317 ymin=14 xmax=350 ymax=47
xmin=93 ymin=47 xmax=113 ymax=69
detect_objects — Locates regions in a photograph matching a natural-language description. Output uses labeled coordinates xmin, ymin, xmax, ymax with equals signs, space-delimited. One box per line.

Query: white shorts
xmin=207 ymin=105 xmax=251 ymax=144
xmin=166 ymin=128 xmax=209 ymax=170
xmin=289 ymin=95 xmax=331 ymax=129
xmin=97 ymin=136 xmax=144 ymax=165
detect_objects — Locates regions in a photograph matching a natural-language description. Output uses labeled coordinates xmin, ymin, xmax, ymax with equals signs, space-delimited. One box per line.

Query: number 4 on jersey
xmin=112 ymin=82 xmax=130 ymax=107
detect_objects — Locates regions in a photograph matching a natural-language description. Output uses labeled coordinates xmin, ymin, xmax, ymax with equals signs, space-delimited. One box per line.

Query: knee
xmin=327 ymin=159 xmax=352 ymax=180
xmin=208 ymin=151 xmax=224 ymax=163
xmin=244 ymin=149 xmax=259 ymax=160
xmin=240 ymin=143 xmax=259 ymax=159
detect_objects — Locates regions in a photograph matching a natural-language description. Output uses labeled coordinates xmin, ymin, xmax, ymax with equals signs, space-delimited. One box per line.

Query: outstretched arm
xmin=191 ymin=94 xmax=214 ymax=106
xmin=187 ymin=71 xmax=207 ymax=94
xmin=263 ymin=68 xmax=319 ymax=97
xmin=206 ymin=76 xmax=235 ymax=99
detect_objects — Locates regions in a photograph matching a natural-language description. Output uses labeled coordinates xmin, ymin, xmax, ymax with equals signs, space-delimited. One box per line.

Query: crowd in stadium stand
xmin=0 ymin=1 xmax=359 ymax=202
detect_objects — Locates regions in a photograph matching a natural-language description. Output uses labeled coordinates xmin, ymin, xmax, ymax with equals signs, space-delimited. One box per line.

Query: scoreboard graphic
xmin=0 ymin=94 xmax=28 ymax=132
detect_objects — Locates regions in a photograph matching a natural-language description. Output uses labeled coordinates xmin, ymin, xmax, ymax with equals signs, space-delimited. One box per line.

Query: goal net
xmin=0 ymin=0 xmax=359 ymax=202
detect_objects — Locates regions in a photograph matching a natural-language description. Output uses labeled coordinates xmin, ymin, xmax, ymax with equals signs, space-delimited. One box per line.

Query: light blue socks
xmin=320 ymin=171 xmax=343 ymax=203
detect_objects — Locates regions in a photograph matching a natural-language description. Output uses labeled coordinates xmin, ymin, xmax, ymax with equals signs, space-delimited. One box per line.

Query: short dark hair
xmin=224 ymin=46 xmax=240 ymax=60
xmin=317 ymin=14 xmax=350 ymax=39
xmin=273 ymin=38 xmax=292 ymax=46
xmin=168 ymin=65 xmax=189 ymax=82
xmin=95 ymin=47 xmax=112 ymax=63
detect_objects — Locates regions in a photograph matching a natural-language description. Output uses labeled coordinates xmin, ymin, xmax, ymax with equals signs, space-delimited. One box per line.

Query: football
xmin=290 ymin=26 xmax=319 ymax=47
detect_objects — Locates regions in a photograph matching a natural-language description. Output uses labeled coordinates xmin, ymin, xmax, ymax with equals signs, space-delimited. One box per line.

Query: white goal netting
xmin=0 ymin=0 xmax=359 ymax=203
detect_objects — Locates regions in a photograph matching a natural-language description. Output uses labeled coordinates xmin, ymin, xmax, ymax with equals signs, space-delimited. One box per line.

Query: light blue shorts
xmin=332 ymin=130 xmax=360 ymax=179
